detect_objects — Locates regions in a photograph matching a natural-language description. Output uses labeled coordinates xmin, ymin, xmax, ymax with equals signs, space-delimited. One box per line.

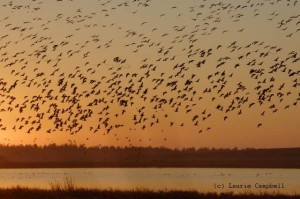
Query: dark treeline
xmin=0 ymin=144 xmax=299 ymax=168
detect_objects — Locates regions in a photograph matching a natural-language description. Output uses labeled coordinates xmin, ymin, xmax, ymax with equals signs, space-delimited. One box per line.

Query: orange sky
xmin=0 ymin=0 xmax=299 ymax=149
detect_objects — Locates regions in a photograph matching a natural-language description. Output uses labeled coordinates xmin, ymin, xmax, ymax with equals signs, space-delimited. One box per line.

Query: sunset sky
xmin=0 ymin=0 xmax=299 ymax=149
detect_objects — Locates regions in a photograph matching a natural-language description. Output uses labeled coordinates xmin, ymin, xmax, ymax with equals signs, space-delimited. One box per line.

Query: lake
xmin=0 ymin=168 xmax=299 ymax=194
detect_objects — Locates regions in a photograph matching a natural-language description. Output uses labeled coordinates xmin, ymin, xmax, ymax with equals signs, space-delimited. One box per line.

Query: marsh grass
xmin=49 ymin=177 xmax=75 ymax=191
xmin=0 ymin=187 xmax=299 ymax=199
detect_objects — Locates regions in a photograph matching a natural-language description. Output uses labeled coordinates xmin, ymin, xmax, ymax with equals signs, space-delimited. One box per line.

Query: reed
xmin=49 ymin=177 xmax=75 ymax=191
xmin=0 ymin=187 xmax=298 ymax=199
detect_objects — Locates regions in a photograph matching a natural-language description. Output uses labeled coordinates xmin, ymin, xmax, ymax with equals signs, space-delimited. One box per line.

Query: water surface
xmin=0 ymin=168 xmax=298 ymax=194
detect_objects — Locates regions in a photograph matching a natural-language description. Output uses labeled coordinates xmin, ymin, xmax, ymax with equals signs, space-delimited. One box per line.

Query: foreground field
xmin=0 ymin=187 xmax=299 ymax=199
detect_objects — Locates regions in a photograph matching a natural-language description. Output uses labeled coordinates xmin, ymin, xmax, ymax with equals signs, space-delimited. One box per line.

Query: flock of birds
xmin=0 ymin=0 xmax=299 ymax=145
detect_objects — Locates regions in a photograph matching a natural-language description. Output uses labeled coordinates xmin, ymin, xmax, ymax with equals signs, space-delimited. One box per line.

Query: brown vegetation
xmin=0 ymin=187 xmax=299 ymax=199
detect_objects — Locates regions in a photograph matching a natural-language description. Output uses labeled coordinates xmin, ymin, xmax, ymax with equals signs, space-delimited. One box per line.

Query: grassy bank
xmin=0 ymin=187 xmax=299 ymax=199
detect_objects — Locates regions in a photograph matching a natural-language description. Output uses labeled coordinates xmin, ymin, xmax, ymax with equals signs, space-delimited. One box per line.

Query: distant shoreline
xmin=0 ymin=165 xmax=300 ymax=169
xmin=0 ymin=145 xmax=299 ymax=169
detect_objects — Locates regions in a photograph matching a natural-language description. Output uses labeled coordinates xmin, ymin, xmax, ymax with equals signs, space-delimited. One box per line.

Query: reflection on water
xmin=0 ymin=168 xmax=299 ymax=194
